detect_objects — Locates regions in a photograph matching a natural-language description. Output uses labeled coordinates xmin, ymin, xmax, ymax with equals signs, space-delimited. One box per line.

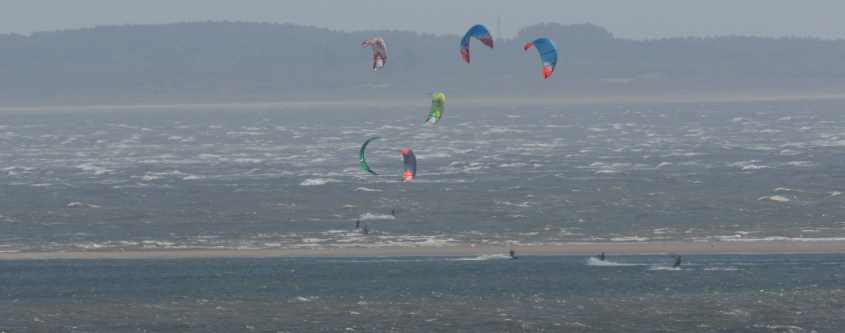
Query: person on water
xmin=598 ymin=252 xmax=606 ymax=261
xmin=673 ymin=255 xmax=682 ymax=268
xmin=362 ymin=223 xmax=370 ymax=235
xmin=509 ymin=248 xmax=517 ymax=259
xmin=390 ymin=208 xmax=396 ymax=217
xmin=355 ymin=219 xmax=360 ymax=229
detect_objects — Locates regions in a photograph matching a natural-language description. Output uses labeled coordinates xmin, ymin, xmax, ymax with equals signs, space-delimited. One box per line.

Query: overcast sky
xmin=2 ymin=0 xmax=843 ymax=39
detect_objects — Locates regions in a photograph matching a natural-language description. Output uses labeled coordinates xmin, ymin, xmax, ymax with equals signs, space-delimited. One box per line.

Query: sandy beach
xmin=1 ymin=241 xmax=844 ymax=260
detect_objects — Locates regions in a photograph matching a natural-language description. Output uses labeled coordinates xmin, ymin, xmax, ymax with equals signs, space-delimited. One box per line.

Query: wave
xmin=300 ymin=178 xmax=340 ymax=186
xmin=452 ymin=254 xmax=514 ymax=261
xmin=703 ymin=266 xmax=739 ymax=271
xmin=649 ymin=266 xmax=683 ymax=271
xmin=415 ymin=152 xmax=452 ymax=159
xmin=729 ymin=160 xmax=770 ymax=171
xmin=76 ymin=163 xmax=112 ymax=175
xmin=66 ymin=202 xmax=100 ymax=209
xmin=354 ymin=187 xmax=382 ymax=192
xmin=585 ymin=257 xmax=641 ymax=266
xmin=784 ymin=161 xmax=816 ymax=168
xmin=495 ymin=200 xmax=532 ymax=208
xmin=358 ymin=213 xmax=395 ymax=221
xmin=759 ymin=195 xmax=791 ymax=202
xmin=609 ymin=236 xmax=650 ymax=242
xmin=293 ymin=296 xmax=318 ymax=302
xmin=717 ymin=236 xmax=845 ymax=242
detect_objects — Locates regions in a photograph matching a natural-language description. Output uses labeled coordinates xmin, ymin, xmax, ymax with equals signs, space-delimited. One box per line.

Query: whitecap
xmin=358 ymin=213 xmax=395 ymax=221
xmin=76 ymin=163 xmax=112 ymax=175
xmin=452 ymin=254 xmax=514 ymax=261
xmin=718 ymin=236 xmax=845 ymax=242
xmin=703 ymin=266 xmax=740 ymax=271
xmin=495 ymin=200 xmax=532 ymax=208
xmin=66 ymin=202 xmax=100 ymax=208
xmin=586 ymin=257 xmax=640 ymax=266
xmin=300 ymin=178 xmax=340 ymax=186
xmin=415 ymin=152 xmax=452 ymax=159
xmin=729 ymin=160 xmax=769 ymax=171
xmin=354 ymin=187 xmax=382 ymax=192
xmin=483 ymin=127 xmax=525 ymax=135
xmin=233 ymin=158 xmax=263 ymax=164
xmin=610 ymin=236 xmax=650 ymax=242
xmin=759 ymin=195 xmax=790 ymax=203
xmin=649 ymin=266 xmax=683 ymax=271
xmin=498 ymin=162 xmax=528 ymax=168
xmin=784 ymin=161 xmax=815 ymax=168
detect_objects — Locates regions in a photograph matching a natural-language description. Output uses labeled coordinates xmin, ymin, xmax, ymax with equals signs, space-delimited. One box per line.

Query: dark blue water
xmin=1 ymin=254 xmax=843 ymax=332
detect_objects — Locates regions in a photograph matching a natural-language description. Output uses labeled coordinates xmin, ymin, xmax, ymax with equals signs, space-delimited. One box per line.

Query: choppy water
xmin=2 ymin=100 xmax=845 ymax=251
xmin=1 ymin=254 xmax=843 ymax=332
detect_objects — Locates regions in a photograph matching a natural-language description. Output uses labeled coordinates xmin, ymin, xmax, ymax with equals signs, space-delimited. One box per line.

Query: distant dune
xmin=2 ymin=21 xmax=845 ymax=106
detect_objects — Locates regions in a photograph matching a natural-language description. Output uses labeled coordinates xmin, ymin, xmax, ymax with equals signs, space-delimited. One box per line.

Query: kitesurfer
xmin=361 ymin=37 xmax=387 ymax=71
xmin=673 ymin=255 xmax=682 ymax=268
xmin=598 ymin=252 xmax=606 ymax=261
xmin=426 ymin=92 xmax=446 ymax=126
xmin=400 ymin=148 xmax=417 ymax=182
xmin=509 ymin=248 xmax=517 ymax=260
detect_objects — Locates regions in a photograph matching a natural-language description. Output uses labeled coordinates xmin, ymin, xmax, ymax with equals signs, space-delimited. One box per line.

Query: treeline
xmin=0 ymin=22 xmax=843 ymax=105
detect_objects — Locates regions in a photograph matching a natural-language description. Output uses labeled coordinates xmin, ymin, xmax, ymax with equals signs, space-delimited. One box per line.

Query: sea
xmin=1 ymin=254 xmax=843 ymax=332
xmin=1 ymin=99 xmax=845 ymax=331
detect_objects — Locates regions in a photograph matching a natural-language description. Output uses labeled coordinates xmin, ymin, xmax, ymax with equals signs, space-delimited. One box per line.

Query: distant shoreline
xmin=1 ymin=241 xmax=844 ymax=260
xmin=3 ymin=91 xmax=845 ymax=113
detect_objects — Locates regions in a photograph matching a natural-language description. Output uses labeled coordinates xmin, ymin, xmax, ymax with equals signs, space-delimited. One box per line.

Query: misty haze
xmin=1 ymin=7 xmax=845 ymax=332
xmin=1 ymin=22 xmax=845 ymax=105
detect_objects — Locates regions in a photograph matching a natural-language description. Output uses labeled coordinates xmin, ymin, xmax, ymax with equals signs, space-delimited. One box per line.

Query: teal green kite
xmin=359 ymin=136 xmax=381 ymax=175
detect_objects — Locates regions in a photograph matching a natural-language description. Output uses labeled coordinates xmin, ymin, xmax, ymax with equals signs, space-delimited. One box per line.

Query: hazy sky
xmin=2 ymin=0 xmax=843 ymax=39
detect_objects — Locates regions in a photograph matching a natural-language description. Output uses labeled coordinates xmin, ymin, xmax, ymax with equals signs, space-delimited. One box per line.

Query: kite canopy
xmin=359 ymin=136 xmax=381 ymax=175
xmin=459 ymin=24 xmax=494 ymax=63
xmin=361 ymin=37 xmax=387 ymax=71
xmin=523 ymin=37 xmax=558 ymax=79
xmin=425 ymin=92 xmax=446 ymax=126
xmin=400 ymin=147 xmax=417 ymax=182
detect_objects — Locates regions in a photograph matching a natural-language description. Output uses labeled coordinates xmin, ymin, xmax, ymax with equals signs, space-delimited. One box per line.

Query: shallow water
xmin=0 ymin=254 xmax=843 ymax=332
xmin=1 ymin=100 xmax=845 ymax=251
